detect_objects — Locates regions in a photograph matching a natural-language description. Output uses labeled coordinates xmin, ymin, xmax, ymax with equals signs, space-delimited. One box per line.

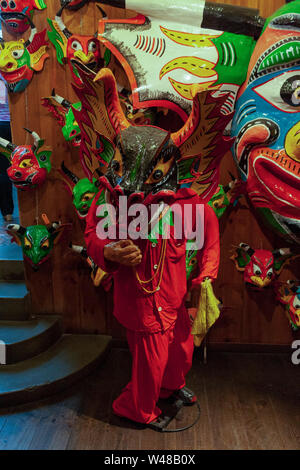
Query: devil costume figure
xmin=73 ymin=68 xmax=231 ymax=428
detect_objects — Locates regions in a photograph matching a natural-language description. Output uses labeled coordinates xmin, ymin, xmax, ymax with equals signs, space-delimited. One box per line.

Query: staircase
xmin=0 ymin=242 xmax=112 ymax=407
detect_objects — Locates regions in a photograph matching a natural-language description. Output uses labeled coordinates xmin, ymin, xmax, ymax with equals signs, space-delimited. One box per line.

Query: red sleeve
xmin=84 ymin=190 xmax=119 ymax=273
xmin=190 ymin=203 xmax=220 ymax=288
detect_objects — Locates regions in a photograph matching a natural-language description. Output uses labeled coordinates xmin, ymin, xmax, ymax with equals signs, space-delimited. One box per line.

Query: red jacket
xmin=85 ymin=186 xmax=220 ymax=333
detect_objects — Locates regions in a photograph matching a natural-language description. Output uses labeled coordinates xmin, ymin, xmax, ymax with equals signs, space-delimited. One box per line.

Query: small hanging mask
xmin=0 ymin=0 xmax=46 ymax=35
xmin=275 ymin=280 xmax=300 ymax=331
xmin=231 ymin=243 xmax=298 ymax=289
xmin=7 ymin=221 xmax=66 ymax=270
xmin=0 ymin=129 xmax=52 ymax=190
xmin=47 ymin=4 xmax=106 ymax=86
xmin=0 ymin=16 xmax=49 ymax=92
xmin=42 ymin=90 xmax=81 ymax=147
xmin=59 ymin=162 xmax=98 ymax=218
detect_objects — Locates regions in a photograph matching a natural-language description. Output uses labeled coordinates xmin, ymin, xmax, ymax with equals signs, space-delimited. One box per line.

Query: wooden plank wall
xmin=4 ymin=0 xmax=299 ymax=345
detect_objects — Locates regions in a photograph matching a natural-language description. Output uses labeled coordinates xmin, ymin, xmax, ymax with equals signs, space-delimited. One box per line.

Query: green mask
xmin=7 ymin=222 xmax=65 ymax=270
xmin=60 ymin=162 xmax=98 ymax=218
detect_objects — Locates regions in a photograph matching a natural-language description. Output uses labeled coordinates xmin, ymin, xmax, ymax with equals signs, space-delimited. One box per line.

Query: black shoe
xmin=147 ymin=414 xmax=173 ymax=432
xmin=171 ymin=387 xmax=197 ymax=406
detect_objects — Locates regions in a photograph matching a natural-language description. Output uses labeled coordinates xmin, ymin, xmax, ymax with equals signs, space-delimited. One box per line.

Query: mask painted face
xmin=0 ymin=20 xmax=48 ymax=93
xmin=42 ymin=90 xmax=81 ymax=147
xmin=0 ymin=0 xmax=46 ymax=35
xmin=0 ymin=130 xmax=52 ymax=190
xmin=231 ymin=243 xmax=297 ymax=289
xmin=72 ymin=67 xmax=234 ymax=204
xmin=97 ymin=0 xmax=264 ymax=120
xmin=231 ymin=2 xmax=300 ymax=245
xmin=7 ymin=222 xmax=66 ymax=270
xmin=275 ymin=280 xmax=300 ymax=331
xmin=47 ymin=5 xmax=106 ymax=86
xmin=60 ymin=162 xmax=98 ymax=218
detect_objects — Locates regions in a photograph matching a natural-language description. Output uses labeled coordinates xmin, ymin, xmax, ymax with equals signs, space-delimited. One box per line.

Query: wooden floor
xmin=0 ymin=348 xmax=299 ymax=450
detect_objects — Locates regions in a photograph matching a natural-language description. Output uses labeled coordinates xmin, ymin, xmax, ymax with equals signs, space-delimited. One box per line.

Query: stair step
xmin=0 ymin=282 xmax=30 ymax=321
xmin=0 ymin=244 xmax=24 ymax=281
xmin=0 ymin=334 xmax=112 ymax=406
xmin=0 ymin=315 xmax=63 ymax=364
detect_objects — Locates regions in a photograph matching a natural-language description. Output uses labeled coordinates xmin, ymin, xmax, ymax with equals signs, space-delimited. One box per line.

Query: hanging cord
xmin=161 ymin=401 xmax=201 ymax=433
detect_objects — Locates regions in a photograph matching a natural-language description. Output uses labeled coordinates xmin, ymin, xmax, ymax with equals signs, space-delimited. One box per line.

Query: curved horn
xmin=239 ymin=243 xmax=255 ymax=257
xmin=96 ymin=5 xmax=108 ymax=19
xmin=7 ymin=224 xmax=26 ymax=235
xmin=23 ymin=128 xmax=41 ymax=152
xmin=51 ymin=88 xmax=71 ymax=109
xmin=61 ymin=161 xmax=80 ymax=187
xmin=70 ymin=243 xmax=88 ymax=258
xmin=23 ymin=14 xmax=37 ymax=47
xmin=272 ymin=247 xmax=292 ymax=258
xmin=55 ymin=3 xmax=73 ymax=39
xmin=0 ymin=137 xmax=16 ymax=152
xmin=48 ymin=222 xmax=61 ymax=234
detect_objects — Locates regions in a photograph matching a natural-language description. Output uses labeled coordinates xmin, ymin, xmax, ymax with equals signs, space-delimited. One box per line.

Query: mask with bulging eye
xmin=231 ymin=1 xmax=300 ymax=245
xmin=47 ymin=4 xmax=106 ymax=86
xmin=231 ymin=242 xmax=299 ymax=290
xmin=6 ymin=222 xmax=67 ymax=270
xmin=105 ymin=126 xmax=179 ymax=198
xmin=0 ymin=15 xmax=49 ymax=93
xmin=0 ymin=129 xmax=52 ymax=190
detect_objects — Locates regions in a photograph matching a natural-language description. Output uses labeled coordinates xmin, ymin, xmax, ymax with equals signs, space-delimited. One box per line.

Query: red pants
xmin=112 ymin=307 xmax=194 ymax=424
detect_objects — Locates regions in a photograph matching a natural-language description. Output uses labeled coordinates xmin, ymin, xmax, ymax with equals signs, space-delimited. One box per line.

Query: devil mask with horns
xmin=7 ymin=222 xmax=67 ymax=270
xmin=47 ymin=4 xmax=106 ymax=86
xmin=42 ymin=90 xmax=81 ymax=147
xmin=0 ymin=16 xmax=48 ymax=93
xmin=60 ymin=162 xmax=98 ymax=218
xmin=231 ymin=242 xmax=298 ymax=289
xmin=0 ymin=0 xmax=46 ymax=35
xmin=72 ymin=67 xmax=234 ymax=204
xmin=0 ymin=129 xmax=52 ymax=190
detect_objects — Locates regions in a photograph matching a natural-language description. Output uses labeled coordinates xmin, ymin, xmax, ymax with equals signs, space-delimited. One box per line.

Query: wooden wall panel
xmin=4 ymin=0 xmax=299 ymax=345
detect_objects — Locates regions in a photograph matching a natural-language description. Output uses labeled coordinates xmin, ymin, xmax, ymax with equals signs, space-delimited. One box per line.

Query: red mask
xmin=7 ymin=146 xmax=47 ymax=190
xmin=47 ymin=5 xmax=104 ymax=86
xmin=231 ymin=243 xmax=297 ymax=289
xmin=0 ymin=0 xmax=46 ymax=35
xmin=0 ymin=130 xmax=52 ymax=190
xmin=66 ymin=35 xmax=101 ymax=85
